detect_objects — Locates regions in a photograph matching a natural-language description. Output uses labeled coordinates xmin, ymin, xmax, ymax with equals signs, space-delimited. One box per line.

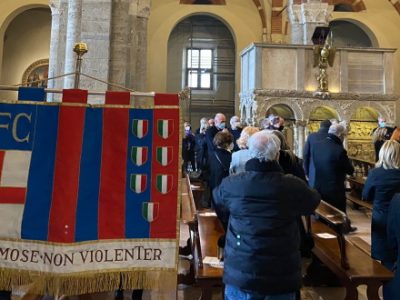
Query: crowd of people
xmin=181 ymin=113 xmax=400 ymax=300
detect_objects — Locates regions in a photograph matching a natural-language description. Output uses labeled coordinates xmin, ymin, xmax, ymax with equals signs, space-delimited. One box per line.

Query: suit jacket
xmin=312 ymin=134 xmax=354 ymax=212
xmin=303 ymin=127 xmax=330 ymax=187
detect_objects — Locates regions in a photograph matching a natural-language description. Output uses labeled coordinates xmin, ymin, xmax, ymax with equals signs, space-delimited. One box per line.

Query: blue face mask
xmin=379 ymin=122 xmax=386 ymax=128
xmin=218 ymin=122 xmax=226 ymax=130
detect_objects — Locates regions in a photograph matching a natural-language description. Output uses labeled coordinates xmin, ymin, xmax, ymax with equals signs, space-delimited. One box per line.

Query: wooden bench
xmin=181 ymin=175 xmax=224 ymax=299
xmin=346 ymin=176 xmax=373 ymax=210
xmin=193 ymin=211 xmax=224 ymax=300
xmin=306 ymin=201 xmax=393 ymax=300
xmin=178 ymin=174 xmax=199 ymax=285
xmin=346 ymin=192 xmax=373 ymax=210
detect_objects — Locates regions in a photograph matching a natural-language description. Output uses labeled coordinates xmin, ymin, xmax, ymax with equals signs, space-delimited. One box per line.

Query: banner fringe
xmin=0 ymin=270 xmax=177 ymax=296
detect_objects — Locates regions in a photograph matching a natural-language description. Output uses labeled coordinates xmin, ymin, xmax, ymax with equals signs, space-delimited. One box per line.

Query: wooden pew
xmin=306 ymin=201 xmax=393 ymax=300
xmin=193 ymin=211 xmax=224 ymax=300
xmin=347 ymin=157 xmax=374 ymax=210
xmin=181 ymin=175 xmax=224 ymax=299
xmin=346 ymin=175 xmax=373 ymax=210
xmin=179 ymin=174 xmax=198 ymax=285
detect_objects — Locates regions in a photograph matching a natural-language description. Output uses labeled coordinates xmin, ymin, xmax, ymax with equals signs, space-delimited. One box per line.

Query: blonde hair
xmin=236 ymin=126 xmax=260 ymax=149
xmin=376 ymin=140 xmax=400 ymax=170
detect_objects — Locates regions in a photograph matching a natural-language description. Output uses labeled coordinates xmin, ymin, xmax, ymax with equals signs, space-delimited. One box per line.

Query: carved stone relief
xmin=240 ymin=89 xmax=399 ymax=162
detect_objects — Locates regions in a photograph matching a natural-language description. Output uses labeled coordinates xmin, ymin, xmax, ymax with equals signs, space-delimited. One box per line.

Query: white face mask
xmin=184 ymin=126 xmax=191 ymax=131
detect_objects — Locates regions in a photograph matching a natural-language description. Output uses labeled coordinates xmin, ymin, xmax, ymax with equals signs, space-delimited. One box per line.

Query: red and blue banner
xmin=0 ymin=88 xmax=180 ymax=295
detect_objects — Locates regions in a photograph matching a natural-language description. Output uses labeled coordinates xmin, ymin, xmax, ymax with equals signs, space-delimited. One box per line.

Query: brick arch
xmin=328 ymin=0 xmax=366 ymax=12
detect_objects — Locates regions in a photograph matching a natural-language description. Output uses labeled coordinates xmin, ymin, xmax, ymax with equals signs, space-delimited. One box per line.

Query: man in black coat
xmin=312 ymin=123 xmax=354 ymax=213
xmin=303 ymin=119 xmax=332 ymax=187
xmin=213 ymin=131 xmax=320 ymax=299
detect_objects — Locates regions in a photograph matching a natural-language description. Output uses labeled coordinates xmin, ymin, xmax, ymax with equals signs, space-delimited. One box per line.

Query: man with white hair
xmin=228 ymin=115 xmax=242 ymax=152
xmin=205 ymin=113 xmax=226 ymax=153
xmin=213 ymin=131 xmax=320 ymax=300
xmin=312 ymin=122 xmax=354 ymax=216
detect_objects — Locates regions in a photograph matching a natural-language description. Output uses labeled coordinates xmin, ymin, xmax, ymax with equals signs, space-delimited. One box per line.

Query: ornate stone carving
xmin=239 ymin=88 xmax=400 ymax=161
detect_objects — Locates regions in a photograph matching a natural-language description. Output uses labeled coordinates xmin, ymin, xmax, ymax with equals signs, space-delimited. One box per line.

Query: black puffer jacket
xmin=213 ymin=159 xmax=320 ymax=295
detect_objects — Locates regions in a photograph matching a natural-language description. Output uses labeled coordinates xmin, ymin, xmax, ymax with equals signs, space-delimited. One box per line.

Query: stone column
xmin=287 ymin=0 xmax=333 ymax=45
xmin=109 ymin=0 xmax=151 ymax=92
xmin=47 ymin=1 xmax=61 ymax=101
xmin=63 ymin=0 xmax=82 ymax=88
xmin=294 ymin=120 xmax=307 ymax=158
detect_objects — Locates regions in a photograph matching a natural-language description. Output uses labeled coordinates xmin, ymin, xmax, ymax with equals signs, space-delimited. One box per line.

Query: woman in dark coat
xmin=362 ymin=140 xmax=400 ymax=272
xmin=208 ymin=131 xmax=233 ymax=206
xmin=386 ymin=193 xmax=400 ymax=300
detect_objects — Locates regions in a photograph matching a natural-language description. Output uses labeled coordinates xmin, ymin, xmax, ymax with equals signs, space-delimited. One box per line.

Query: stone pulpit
xmin=239 ymin=43 xmax=399 ymax=161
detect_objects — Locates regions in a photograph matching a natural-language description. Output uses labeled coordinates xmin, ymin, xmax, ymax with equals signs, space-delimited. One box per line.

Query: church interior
xmin=1 ymin=0 xmax=400 ymax=299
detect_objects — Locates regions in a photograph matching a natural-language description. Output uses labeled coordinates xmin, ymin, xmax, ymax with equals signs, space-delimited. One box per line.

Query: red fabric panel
xmin=154 ymin=94 xmax=179 ymax=106
xmin=48 ymin=106 xmax=86 ymax=242
xmin=150 ymin=108 xmax=179 ymax=238
xmin=62 ymin=89 xmax=88 ymax=104
xmin=105 ymin=91 xmax=130 ymax=105
xmin=98 ymin=107 xmax=129 ymax=239
xmin=0 ymin=188 xmax=26 ymax=204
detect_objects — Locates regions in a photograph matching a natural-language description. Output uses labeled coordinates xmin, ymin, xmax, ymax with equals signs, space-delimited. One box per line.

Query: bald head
xmin=214 ymin=113 xmax=226 ymax=130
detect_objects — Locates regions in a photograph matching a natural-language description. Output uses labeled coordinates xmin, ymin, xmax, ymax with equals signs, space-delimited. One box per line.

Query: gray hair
xmin=328 ymin=122 xmax=347 ymax=139
xmin=248 ymin=131 xmax=281 ymax=162
xmin=199 ymin=117 xmax=208 ymax=133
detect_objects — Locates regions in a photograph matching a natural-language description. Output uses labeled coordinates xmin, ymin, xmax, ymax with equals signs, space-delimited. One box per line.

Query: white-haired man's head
xmin=248 ymin=131 xmax=281 ymax=162
xmin=230 ymin=115 xmax=241 ymax=130
xmin=328 ymin=122 xmax=348 ymax=141
xmin=214 ymin=113 xmax=226 ymax=130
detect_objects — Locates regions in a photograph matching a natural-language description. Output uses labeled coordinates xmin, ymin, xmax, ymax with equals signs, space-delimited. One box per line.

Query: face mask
xmin=379 ymin=122 xmax=386 ymax=128
xmin=218 ymin=122 xmax=226 ymax=130
xmin=185 ymin=126 xmax=191 ymax=131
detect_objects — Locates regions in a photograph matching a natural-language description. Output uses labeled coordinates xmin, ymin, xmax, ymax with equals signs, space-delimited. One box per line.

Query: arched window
xmin=329 ymin=20 xmax=376 ymax=47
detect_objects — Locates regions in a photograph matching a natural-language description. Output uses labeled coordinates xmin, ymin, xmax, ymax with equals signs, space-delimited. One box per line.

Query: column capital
xmin=295 ymin=120 xmax=308 ymax=127
xmin=288 ymin=1 xmax=333 ymax=25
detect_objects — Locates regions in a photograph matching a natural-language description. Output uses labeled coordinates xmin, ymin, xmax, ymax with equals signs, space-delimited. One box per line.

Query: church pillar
xmin=48 ymin=2 xmax=61 ymax=101
xmin=63 ymin=0 xmax=83 ymax=89
xmin=287 ymin=0 xmax=333 ymax=45
xmin=109 ymin=0 xmax=151 ymax=92
xmin=294 ymin=120 xmax=307 ymax=158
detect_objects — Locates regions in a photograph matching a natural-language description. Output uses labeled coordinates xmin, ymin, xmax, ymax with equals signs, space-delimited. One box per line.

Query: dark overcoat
xmin=303 ymin=126 xmax=330 ymax=187
xmin=213 ymin=159 xmax=320 ymax=295
xmin=312 ymin=134 xmax=354 ymax=212
xmin=362 ymin=167 xmax=400 ymax=262
xmin=386 ymin=193 xmax=400 ymax=300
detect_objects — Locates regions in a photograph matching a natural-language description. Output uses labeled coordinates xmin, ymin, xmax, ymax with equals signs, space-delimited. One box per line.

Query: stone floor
xmin=11 ymin=203 xmax=375 ymax=300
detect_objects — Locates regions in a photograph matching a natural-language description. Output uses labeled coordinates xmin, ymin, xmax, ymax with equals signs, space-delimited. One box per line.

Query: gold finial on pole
xmin=73 ymin=42 xmax=88 ymax=89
